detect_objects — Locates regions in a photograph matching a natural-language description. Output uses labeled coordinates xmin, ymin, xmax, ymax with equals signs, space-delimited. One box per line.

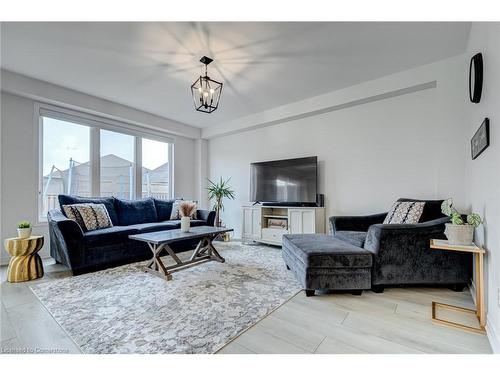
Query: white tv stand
xmin=241 ymin=205 xmax=326 ymax=246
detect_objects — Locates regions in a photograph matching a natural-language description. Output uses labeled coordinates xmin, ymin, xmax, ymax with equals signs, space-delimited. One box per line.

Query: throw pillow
xmin=62 ymin=204 xmax=87 ymax=231
xmin=58 ymin=195 xmax=118 ymax=225
xmin=384 ymin=201 xmax=425 ymax=224
xmin=114 ymin=197 xmax=157 ymax=226
xmin=179 ymin=200 xmax=197 ymax=219
xmin=74 ymin=203 xmax=113 ymax=231
xmin=153 ymin=198 xmax=177 ymax=221
xmin=170 ymin=200 xmax=183 ymax=220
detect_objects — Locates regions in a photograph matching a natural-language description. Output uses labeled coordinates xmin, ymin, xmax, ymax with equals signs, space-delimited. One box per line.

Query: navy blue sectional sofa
xmin=48 ymin=195 xmax=215 ymax=275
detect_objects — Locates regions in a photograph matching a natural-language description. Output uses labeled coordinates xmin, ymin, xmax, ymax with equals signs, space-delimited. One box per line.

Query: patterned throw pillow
xmin=384 ymin=201 xmax=425 ymax=224
xmin=74 ymin=203 xmax=113 ymax=231
xmin=62 ymin=204 xmax=87 ymax=230
xmin=179 ymin=200 xmax=198 ymax=219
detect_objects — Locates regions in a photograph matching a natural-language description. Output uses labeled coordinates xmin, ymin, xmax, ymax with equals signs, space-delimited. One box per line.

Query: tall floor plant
xmin=207 ymin=177 xmax=236 ymax=227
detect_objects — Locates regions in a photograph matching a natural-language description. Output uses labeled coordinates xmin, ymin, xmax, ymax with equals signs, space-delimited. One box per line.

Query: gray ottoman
xmin=282 ymin=234 xmax=372 ymax=296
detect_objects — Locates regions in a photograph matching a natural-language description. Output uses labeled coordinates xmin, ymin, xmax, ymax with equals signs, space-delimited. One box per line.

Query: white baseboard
xmin=486 ymin=315 xmax=500 ymax=353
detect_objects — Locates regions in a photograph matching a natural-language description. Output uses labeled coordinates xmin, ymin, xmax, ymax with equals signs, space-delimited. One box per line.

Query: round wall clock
xmin=469 ymin=53 xmax=483 ymax=103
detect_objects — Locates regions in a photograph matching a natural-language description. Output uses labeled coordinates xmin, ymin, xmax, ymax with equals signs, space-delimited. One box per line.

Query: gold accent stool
xmin=4 ymin=236 xmax=44 ymax=282
xmin=430 ymin=239 xmax=485 ymax=334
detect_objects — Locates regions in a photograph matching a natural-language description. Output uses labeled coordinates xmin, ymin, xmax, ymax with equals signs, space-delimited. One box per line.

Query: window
xmin=100 ymin=130 xmax=135 ymax=199
xmin=141 ymin=138 xmax=170 ymax=200
xmin=40 ymin=117 xmax=91 ymax=217
xmin=39 ymin=106 xmax=173 ymax=221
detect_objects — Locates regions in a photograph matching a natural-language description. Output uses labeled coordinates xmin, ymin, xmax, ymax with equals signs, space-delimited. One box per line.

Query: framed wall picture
xmin=471 ymin=118 xmax=490 ymax=160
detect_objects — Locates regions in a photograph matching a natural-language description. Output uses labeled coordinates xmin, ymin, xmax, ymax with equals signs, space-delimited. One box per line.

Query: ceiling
xmin=1 ymin=22 xmax=471 ymax=128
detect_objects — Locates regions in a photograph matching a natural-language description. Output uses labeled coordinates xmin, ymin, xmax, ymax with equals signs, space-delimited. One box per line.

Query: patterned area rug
xmin=30 ymin=242 xmax=301 ymax=354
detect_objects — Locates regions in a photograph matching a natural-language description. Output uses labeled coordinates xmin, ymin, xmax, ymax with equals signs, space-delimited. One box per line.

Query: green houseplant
xmin=207 ymin=177 xmax=236 ymax=227
xmin=441 ymin=198 xmax=482 ymax=245
xmin=17 ymin=221 xmax=32 ymax=239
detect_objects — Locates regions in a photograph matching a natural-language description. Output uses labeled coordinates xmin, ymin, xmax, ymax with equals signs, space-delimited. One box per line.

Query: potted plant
xmin=441 ymin=198 xmax=482 ymax=245
xmin=207 ymin=177 xmax=236 ymax=227
xmin=17 ymin=221 xmax=32 ymax=239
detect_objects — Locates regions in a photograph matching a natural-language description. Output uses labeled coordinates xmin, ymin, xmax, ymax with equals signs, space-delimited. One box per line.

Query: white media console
xmin=241 ymin=205 xmax=326 ymax=246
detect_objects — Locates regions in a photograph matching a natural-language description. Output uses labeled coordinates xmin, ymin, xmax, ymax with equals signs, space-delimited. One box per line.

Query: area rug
xmin=30 ymin=242 xmax=301 ymax=354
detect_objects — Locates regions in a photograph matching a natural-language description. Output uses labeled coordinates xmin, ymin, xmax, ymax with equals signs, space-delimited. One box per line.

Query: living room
xmin=1 ymin=1 xmax=500 ymax=372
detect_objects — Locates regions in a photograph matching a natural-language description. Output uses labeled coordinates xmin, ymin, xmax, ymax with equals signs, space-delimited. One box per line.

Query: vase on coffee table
xmin=181 ymin=216 xmax=190 ymax=232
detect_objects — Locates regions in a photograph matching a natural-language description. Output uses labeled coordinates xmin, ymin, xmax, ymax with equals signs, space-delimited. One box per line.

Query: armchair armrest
xmin=197 ymin=209 xmax=216 ymax=226
xmin=364 ymin=217 xmax=449 ymax=255
xmin=47 ymin=209 xmax=84 ymax=268
xmin=329 ymin=212 xmax=387 ymax=234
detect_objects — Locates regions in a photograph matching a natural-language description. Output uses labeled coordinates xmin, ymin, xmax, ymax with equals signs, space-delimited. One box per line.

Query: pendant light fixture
xmin=190 ymin=56 xmax=223 ymax=113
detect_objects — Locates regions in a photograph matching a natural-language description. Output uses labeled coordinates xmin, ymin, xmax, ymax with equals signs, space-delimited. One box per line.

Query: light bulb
xmin=203 ymin=91 xmax=209 ymax=97
xmin=209 ymin=88 xmax=215 ymax=94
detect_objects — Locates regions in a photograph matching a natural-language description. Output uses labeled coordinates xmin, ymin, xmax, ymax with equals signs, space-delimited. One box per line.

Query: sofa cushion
xmin=282 ymin=234 xmax=372 ymax=268
xmin=58 ymin=195 xmax=118 ymax=225
xmin=83 ymin=226 xmax=140 ymax=247
xmin=333 ymin=231 xmax=367 ymax=248
xmin=398 ymin=198 xmax=445 ymax=223
xmin=114 ymin=197 xmax=158 ymax=226
xmin=153 ymin=198 xmax=177 ymax=221
xmin=131 ymin=222 xmax=180 ymax=233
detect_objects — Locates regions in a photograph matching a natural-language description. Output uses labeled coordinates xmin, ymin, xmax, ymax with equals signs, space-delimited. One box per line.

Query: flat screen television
xmin=250 ymin=156 xmax=317 ymax=205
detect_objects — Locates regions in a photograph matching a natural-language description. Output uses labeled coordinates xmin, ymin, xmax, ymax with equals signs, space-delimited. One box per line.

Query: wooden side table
xmin=430 ymin=239 xmax=485 ymax=334
xmin=4 ymin=236 xmax=44 ymax=282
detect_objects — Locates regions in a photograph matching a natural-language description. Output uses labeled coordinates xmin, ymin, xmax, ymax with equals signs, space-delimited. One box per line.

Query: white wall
xmin=207 ymin=56 xmax=468 ymax=239
xmin=465 ymin=22 xmax=500 ymax=353
xmin=0 ymin=90 xmax=199 ymax=265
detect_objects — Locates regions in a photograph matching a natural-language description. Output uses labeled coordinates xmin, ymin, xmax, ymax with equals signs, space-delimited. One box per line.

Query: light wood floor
xmin=0 ymin=259 xmax=492 ymax=354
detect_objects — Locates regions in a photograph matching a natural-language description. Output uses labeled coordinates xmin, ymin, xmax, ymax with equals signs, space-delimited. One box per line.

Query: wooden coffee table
xmin=129 ymin=226 xmax=233 ymax=281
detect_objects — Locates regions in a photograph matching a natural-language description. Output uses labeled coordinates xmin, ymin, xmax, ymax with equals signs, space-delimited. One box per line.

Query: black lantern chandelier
xmin=190 ymin=56 xmax=223 ymax=113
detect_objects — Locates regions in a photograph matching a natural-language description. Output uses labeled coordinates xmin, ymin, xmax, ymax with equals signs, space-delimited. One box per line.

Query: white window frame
xmin=36 ymin=103 xmax=175 ymax=223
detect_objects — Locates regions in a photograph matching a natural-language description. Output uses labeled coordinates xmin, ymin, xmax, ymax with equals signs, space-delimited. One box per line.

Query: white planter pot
xmin=180 ymin=216 xmax=190 ymax=232
xmin=444 ymin=223 xmax=474 ymax=246
xmin=17 ymin=227 xmax=32 ymax=239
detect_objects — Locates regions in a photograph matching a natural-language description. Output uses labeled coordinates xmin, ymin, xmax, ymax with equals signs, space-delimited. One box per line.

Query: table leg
xmin=207 ymin=237 xmax=225 ymax=263
xmin=145 ymin=243 xmax=172 ymax=280
xmin=431 ymin=252 xmax=486 ymax=334
xmin=142 ymin=234 xmax=227 ymax=281
xmin=477 ymin=252 xmax=485 ymax=328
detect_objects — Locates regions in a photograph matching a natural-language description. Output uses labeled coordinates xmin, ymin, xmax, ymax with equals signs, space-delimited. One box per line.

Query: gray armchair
xmin=330 ymin=198 xmax=472 ymax=292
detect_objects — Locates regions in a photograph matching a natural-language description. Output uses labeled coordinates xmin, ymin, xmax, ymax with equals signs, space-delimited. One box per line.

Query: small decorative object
xmin=207 ymin=177 xmax=236 ymax=227
xmin=17 ymin=221 xmax=32 ymax=238
xmin=441 ymin=198 xmax=482 ymax=245
xmin=180 ymin=216 xmax=190 ymax=232
xmin=471 ymin=118 xmax=490 ymax=160
xmin=178 ymin=200 xmax=197 ymax=219
xmin=179 ymin=201 xmax=197 ymax=232
xmin=191 ymin=56 xmax=223 ymax=113
xmin=268 ymin=218 xmax=287 ymax=229
xmin=469 ymin=53 xmax=483 ymax=103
